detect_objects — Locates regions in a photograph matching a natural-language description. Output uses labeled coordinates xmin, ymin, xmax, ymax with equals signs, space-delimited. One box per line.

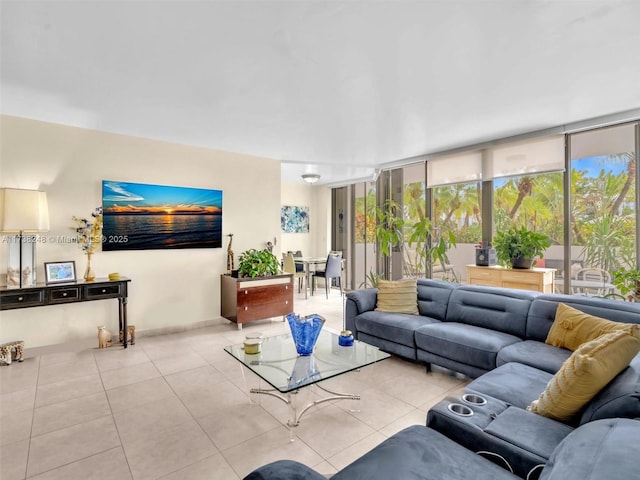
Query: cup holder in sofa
xmin=462 ymin=393 xmax=487 ymax=406
xmin=447 ymin=403 xmax=473 ymax=417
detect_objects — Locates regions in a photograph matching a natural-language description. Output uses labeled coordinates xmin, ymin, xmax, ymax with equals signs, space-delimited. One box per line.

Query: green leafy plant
xmin=612 ymin=267 xmax=640 ymax=300
xmin=359 ymin=269 xmax=381 ymax=288
xmin=374 ymin=199 xmax=405 ymax=258
xmin=237 ymin=248 xmax=280 ymax=278
xmin=407 ymin=217 xmax=457 ymax=280
xmin=373 ymin=199 xmax=457 ymax=280
xmin=493 ymin=226 xmax=550 ymax=269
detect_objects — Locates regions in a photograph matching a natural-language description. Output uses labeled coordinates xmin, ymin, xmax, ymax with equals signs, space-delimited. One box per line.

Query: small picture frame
xmin=44 ymin=261 xmax=77 ymax=284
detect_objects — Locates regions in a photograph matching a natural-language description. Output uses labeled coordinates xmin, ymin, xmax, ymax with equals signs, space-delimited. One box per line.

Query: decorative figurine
xmin=226 ymin=233 xmax=235 ymax=274
xmin=0 ymin=341 xmax=24 ymax=365
xmin=119 ymin=325 xmax=136 ymax=345
xmin=97 ymin=325 xmax=112 ymax=348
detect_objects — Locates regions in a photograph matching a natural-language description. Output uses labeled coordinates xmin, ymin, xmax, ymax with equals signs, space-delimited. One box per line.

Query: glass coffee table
xmin=224 ymin=329 xmax=390 ymax=431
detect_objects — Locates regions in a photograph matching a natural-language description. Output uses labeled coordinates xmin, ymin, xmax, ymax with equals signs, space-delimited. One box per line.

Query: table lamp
xmin=0 ymin=188 xmax=50 ymax=287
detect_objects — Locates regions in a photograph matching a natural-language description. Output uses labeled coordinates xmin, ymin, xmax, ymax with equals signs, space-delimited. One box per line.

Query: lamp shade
xmin=0 ymin=188 xmax=50 ymax=233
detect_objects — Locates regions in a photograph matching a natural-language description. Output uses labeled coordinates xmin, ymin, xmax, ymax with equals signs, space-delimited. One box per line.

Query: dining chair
xmin=312 ymin=252 xmax=343 ymax=298
xmin=283 ymin=253 xmax=305 ymax=293
xmin=572 ymin=267 xmax=613 ymax=296
xmin=292 ymin=250 xmax=304 ymax=273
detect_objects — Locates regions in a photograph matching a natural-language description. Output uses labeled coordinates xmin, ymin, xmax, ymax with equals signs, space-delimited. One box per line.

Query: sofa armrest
xmin=346 ymin=288 xmax=378 ymax=313
xmin=244 ymin=460 xmax=327 ymax=480
xmin=345 ymin=289 xmax=378 ymax=335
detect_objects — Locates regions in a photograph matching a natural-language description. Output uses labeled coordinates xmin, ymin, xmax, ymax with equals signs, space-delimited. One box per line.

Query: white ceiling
xmin=2 ymin=1 xmax=640 ymax=186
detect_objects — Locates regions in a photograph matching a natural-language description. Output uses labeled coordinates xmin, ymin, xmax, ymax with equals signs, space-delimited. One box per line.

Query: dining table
xmin=294 ymin=256 xmax=327 ymax=299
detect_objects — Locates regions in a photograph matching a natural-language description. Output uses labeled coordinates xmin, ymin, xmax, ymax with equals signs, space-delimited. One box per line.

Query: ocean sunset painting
xmin=102 ymin=181 xmax=223 ymax=251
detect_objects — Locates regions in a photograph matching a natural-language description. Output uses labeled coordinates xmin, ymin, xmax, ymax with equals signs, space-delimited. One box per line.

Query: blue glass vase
xmin=286 ymin=313 xmax=325 ymax=356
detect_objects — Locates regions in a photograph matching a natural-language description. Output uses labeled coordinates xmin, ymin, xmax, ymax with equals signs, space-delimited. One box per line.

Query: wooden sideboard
xmin=1 ymin=277 xmax=132 ymax=347
xmin=466 ymin=265 xmax=556 ymax=293
xmin=220 ymin=273 xmax=294 ymax=329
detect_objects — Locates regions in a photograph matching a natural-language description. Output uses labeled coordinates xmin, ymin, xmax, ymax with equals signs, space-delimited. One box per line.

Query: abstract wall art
xmin=102 ymin=180 xmax=223 ymax=251
xmin=281 ymin=206 xmax=309 ymax=233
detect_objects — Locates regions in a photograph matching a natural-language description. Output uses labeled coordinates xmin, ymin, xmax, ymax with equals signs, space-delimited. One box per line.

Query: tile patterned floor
xmin=0 ymin=288 xmax=468 ymax=479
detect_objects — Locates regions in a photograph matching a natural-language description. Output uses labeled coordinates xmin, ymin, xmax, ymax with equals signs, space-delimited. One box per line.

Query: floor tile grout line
xmin=24 ymin=445 xmax=126 ymax=480
xmin=97 ymin=348 xmax=136 ymax=480
xmin=23 ymin=355 xmax=41 ymax=480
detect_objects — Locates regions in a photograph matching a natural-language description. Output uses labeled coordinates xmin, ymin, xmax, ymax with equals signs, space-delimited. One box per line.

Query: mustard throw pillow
xmin=529 ymin=330 xmax=640 ymax=422
xmin=375 ymin=278 xmax=418 ymax=314
xmin=546 ymin=303 xmax=640 ymax=351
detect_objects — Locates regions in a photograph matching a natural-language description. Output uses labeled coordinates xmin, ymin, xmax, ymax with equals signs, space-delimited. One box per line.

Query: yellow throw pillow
xmin=529 ymin=330 xmax=640 ymax=422
xmin=375 ymin=278 xmax=418 ymax=314
xmin=546 ymin=303 xmax=640 ymax=351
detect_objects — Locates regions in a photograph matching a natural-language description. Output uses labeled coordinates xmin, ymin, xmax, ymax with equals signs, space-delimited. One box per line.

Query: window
xmin=568 ymin=123 xmax=637 ymax=297
xmin=353 ymin=182 xmax=377 ymax=288
xmin=334 ymin=121 xmax=640 ymax=297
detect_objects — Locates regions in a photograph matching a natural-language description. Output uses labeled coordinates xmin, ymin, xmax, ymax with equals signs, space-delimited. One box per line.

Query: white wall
xmin=0 ymin=115 xmax=283 ymax=347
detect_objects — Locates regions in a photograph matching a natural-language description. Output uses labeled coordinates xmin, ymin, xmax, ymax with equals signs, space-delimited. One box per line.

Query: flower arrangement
xmin=72 ymin=207 xmax=103 ymax=253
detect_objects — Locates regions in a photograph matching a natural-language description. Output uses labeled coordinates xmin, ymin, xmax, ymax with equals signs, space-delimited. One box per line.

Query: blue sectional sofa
xmin=345 ymin=279 xmax=640 ymax=378
xmin=245 ymin=279 xmax=640 ymax=479
xmin=245 ymin=418 xmax=640 ymax=480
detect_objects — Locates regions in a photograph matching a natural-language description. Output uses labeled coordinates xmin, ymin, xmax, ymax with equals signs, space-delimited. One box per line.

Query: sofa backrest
xmin=445 ymin=285 xmax=539 ymax=338
xmin=579 ymin=354 xmax=640 ymax=425
xmin=417 ymin=279 xmax=459 ymax=321
xmin=525 ymin=293 xmax=640 ymax=342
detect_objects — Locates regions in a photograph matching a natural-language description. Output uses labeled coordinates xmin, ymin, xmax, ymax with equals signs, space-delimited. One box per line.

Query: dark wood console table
xmin=1 ymin=277 xmax=132 ymax=348
xmin=220 ymin=273 xmax=293 ymax=329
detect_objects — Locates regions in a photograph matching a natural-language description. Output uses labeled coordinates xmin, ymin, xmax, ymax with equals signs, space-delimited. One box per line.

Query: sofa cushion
xmin=497 ymin=340 xmax=570 ymax=374
xmin=331 ymin=424 xmax=519 ymax=480
xmin=546 ymin=303 xmax=640 ymax=351
xmin=445 ymin=285 xmax=537 ymax=338
xmin=356 ymin=311 xmax=439 ymax=348
xmin=415 ymin=323 xmax=521 ymax=371
xmin=529 ymin=330 xmax=640 ymax=422
xmin=539 ymin=418 xmax=640 ymax=480
xmin=375 ymin=278 xmax=418 ymax=314
xmin=467 ymin=362 xmax=553 ymax=409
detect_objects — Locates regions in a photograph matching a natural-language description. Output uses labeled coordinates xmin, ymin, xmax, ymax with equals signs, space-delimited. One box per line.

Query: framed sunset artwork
xmin=102 ymin=180 xmax=223 ymax=251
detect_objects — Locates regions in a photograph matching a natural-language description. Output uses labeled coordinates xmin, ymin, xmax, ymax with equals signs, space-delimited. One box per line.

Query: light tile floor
xmin=0 ymin=287 xmax=469 ymax=480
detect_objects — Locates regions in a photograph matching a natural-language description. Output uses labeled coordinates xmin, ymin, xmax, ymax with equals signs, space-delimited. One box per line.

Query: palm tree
xmin=509 ymin=176 xmax=534 ymax=219
xmin=609 ymin=152 xmax=636 ymax=216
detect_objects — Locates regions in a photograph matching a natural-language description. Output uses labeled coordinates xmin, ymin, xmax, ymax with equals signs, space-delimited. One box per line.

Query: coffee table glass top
xmin=224 ymin=329 xmax=390 ymax=393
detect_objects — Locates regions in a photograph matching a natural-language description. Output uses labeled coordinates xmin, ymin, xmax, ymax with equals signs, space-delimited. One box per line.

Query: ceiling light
xmin=302 ymin=174 xmax=320 ymax=184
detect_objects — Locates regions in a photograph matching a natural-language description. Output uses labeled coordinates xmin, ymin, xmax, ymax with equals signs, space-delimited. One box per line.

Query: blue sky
xmin=102 ymin=181 xmax=222 ymax=214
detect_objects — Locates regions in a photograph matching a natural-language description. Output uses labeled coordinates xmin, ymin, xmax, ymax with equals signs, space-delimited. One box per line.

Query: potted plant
xmin=611 ymin=267 xmax=640 ymax=301
xmin=373 ymin=199 xmax=457 ymax=281
xmin=374 ymin=199 xmax=405 ymax=258
xmin=237 ymin=248 xmax=280 ymax=278
xmin=493 ymin=226 xmax=550 ymax=269
xmin=407 ymin=217 xmax=457 ymax=281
